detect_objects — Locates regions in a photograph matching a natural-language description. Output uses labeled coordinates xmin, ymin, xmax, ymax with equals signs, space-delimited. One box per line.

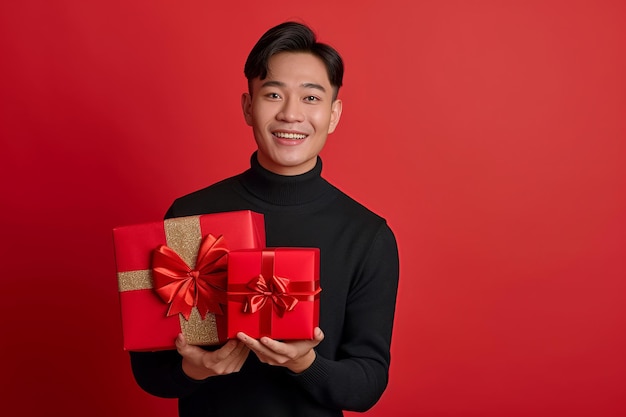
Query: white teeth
xmin=274 ymin=132 xmax=307 ymax=139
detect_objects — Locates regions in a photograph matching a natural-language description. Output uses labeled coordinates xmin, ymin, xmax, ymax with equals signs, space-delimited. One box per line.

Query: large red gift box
xmin=113 ymin=211 xmax=265 ymax=351
xmin=227 ymin=248 xmax=321 ymax=340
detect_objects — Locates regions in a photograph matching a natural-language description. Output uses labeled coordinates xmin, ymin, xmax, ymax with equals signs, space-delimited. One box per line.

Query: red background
xmin=1 ymin=1 xmax=625 ymax=416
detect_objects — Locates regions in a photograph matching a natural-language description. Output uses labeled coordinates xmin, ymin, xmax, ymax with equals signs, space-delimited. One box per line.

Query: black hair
xmin=244 ymin=22 xmax=344 ymax=100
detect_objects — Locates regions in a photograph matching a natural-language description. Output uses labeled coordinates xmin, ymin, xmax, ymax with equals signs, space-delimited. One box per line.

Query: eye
xmin=266 ymin=92 xmax=281 ymax=100
xmin=304 ymin=96 xmax=320 ymax=102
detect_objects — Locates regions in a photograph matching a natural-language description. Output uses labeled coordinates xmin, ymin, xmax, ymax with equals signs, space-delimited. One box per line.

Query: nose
xmin=276 ymin=98 xmax=304 ymax=122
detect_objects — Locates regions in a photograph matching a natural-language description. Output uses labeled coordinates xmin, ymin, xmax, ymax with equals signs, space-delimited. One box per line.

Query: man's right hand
xmin=175 ymin=333 xmax=250 ymax=380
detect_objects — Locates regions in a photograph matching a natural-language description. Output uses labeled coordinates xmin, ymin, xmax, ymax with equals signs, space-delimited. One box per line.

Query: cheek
xmin=309 ymin=111 xmax=332 ymax=132
xmin=250 ymin=111 xmax=269 ymax=130
xmin=252 ymin=103 xmax=277 ymax=128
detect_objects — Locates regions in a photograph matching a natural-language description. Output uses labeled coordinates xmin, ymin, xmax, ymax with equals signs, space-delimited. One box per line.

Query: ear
xmin=327 ymin=99 xmax=343 ymax=134
xmin=241 ymin=93 xmax=253 ymax=126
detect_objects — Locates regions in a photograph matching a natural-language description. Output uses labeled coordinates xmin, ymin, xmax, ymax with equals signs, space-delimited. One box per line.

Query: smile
xmin=273 ymin=132 xmax=307 ymax=140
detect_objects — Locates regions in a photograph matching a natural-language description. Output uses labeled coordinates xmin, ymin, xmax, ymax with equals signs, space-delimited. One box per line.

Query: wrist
xmin=288 ymin=349 xmax=316 ymax=374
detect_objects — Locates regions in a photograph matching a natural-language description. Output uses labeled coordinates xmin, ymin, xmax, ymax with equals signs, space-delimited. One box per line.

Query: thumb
xmin=313 ymin=327 xmax=324 ymax=343
xmin=175 ymin=333 xmax=188 ymax=353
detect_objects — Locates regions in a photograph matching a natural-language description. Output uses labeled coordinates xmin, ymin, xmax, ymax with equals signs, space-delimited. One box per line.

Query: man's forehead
xmin=262 ymin=52 xmax=331 ymax=85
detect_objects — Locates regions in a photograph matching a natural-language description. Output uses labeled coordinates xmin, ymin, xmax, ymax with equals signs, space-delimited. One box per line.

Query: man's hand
xmin=237 ymin=327 xmax=324 ymax=373
xmin=175 ymin=333 xmax=250 ymax=380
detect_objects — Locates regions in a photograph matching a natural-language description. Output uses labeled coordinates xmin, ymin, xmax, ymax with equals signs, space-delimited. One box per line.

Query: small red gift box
xmin=113 ymin=211 xmax=265 ymax=351
xmin=226 ymin=248 xmax=321 ymax=340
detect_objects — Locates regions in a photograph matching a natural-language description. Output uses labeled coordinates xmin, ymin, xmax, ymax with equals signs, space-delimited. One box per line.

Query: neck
xmin=239 ymin=153 xmax=330 ymax=205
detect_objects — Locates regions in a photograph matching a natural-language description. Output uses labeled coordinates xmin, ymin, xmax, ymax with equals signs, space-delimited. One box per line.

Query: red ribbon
xmin=152 ymin=234 xmax=228 ymax=320
xmin=244 ymin=273 xmax=299 ymax=318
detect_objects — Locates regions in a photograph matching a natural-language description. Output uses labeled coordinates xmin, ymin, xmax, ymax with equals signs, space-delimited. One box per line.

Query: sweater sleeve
xmin=290 ymin=223 xmax=400 ymax=411
xmin=129 ymin=350 xmax=206 ymax=398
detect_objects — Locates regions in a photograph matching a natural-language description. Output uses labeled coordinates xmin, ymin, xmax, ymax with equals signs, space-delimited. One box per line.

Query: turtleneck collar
xmin=239 ymin=152 xmax=332 ymax=206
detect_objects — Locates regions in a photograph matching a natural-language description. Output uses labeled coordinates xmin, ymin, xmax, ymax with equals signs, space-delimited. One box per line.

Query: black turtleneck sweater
xmin=130 ymin=154 xmax=399 ymax=417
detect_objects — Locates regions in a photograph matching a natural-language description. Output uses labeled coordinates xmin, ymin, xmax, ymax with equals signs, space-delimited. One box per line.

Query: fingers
xmin=237 ymin=332 xmax=267 ymax=353
xmin=176 ymin=334 xmax=243 ymax=361
xmin=237 ymin=328 xmax=324 ymax=351
xmin=175 ymin=333 xmax=187 ymax=349
xmin=237 ymin=332 xmax=277 ymax=364
xmin=212 ymin=339 xmax=240 ymax=361
xmin=176 ymin=329 xmax=323 ymax=377
xmin=257 ymin=328 xmax=324 ymax=356
xmin=313 ymin=327 xmax=324 ymax=343
xmin=210 ymin=340 xmax=249 ymax=374
xmin=176 ymin=333 xmax=205 ymax=360
xmin=214 ymin=339 xmax=250 ymax=371
xmin=176 ymin=334 xmax=250 ymax=379
xmin=237 ymin=329 xmax=324 ymax=370
xmin=224 ymin=341 xmax=250 ymax=373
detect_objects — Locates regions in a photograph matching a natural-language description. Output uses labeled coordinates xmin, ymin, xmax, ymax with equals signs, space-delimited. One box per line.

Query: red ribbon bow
xmin=244 ymin=274 xmax=299 ymax=318
xmin=152 ymin=234 xmax=228 ymax=320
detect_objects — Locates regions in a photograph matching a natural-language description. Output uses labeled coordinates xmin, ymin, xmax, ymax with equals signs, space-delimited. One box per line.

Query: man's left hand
xmin=236 ymin=327 xmax=324 ymax=373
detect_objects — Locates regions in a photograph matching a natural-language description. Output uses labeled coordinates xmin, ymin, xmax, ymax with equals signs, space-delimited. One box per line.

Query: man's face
xmin=242 ymin=52 xmax=342 ymax=175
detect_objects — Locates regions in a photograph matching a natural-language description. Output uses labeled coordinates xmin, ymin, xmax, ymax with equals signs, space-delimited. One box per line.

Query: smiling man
xmin=242 ymin=51 xmax=342 ymax=175
xmin=129 ymin=22 xmax=399 ymax=417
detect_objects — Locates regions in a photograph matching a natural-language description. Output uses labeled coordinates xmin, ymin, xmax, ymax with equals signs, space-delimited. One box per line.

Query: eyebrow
xmin=260 ymin=80 xmax=327 ymax=93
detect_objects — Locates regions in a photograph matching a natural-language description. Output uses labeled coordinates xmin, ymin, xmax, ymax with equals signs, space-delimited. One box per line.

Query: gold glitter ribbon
xmin=117 ymin=216 xmax=221 ymax=345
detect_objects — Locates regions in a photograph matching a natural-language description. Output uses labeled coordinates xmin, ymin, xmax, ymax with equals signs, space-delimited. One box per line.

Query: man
xmin=130 ymin=21 xmax=399 ymax=417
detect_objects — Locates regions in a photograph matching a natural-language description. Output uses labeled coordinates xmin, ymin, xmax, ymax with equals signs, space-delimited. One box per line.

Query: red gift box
xmin=227 ymin=248 xmax=321 ymax=340
xmin=113 ymin=211 xmax=265 ymax=351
